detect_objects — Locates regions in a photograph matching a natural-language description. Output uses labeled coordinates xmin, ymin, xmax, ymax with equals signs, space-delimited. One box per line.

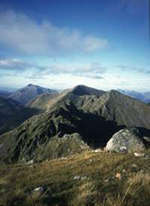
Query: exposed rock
xmin=35 ymin=133 xmax=90 ymax=161
xmin=73 ymin=175 xmax=87 ymax=180
xmin=134 ymin=152 xmax=145 ymax=157
xmin=33 ymin=187 xmax=44 ymax=192
xmin=73 ymin=175 xmax=80 ymax=180
xmin=143 ymin=136 xmax=150 ymax=143
xmin=106 ymin=128 xmax=146 ymax=153
xmin=31 ymin=187 xmax=44 ymax=198
xmin=93 ymin=148 xmax=103 ymax=153
xmin=115 ymin=173 xmax=121 ymax=180
xmin=132 ymin=164 xmax=138 ymax=168
xmin=119 ymin=146 xmax=127 ymax=153
xmin=26 ymin=159 xmax=34 ymax=165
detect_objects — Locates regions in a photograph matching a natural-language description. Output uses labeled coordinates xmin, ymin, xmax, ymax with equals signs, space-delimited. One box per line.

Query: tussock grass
xmin=0 ymin=150 xmax=150 ymax=206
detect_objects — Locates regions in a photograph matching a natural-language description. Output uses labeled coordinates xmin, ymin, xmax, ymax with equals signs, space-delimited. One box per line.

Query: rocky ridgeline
xmin=0 ymin=85 xmax=150 ymax=163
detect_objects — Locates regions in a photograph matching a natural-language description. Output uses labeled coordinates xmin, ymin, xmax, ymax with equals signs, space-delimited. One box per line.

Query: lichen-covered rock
xmin=106 ymin=128 xmax=145 ymax=153
xmin=35 ymin=133 xmax=90 ymax=161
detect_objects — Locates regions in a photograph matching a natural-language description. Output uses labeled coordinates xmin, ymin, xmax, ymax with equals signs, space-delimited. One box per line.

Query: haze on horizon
xmin=0 ymin=0 xmax=149 ymax=92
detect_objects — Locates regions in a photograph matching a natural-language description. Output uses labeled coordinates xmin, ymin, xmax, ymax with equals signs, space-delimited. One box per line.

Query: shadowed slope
xmin=0 ymin=86 xmax=150 ymax=163
xmin=0 ymin=97 xmax=39 ymax=135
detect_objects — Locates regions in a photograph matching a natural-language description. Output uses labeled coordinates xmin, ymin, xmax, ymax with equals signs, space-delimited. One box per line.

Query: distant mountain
xmin=0 ymin=85 xmax=150 ymax=163
xmin=9 ymin=84 xmax=58 ymax=105
xmin=28 ymin=85 xmax=105 ymax=112
xmin=143 ymin=92 xmax=150 ymax=103
xmin=0 ymin=97 xmax=38 ymax=135
xmin=0 ymin=90 xmax=12 ymax=98
xmin=118 ymin=89 xmax=150 ymax=103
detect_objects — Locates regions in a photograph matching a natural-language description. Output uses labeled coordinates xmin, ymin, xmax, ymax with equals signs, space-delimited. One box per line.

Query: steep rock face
xmin=105 ymin=128 xmax=146 ymax=152
xmin=9 ymin=84 xmax=58 ymax=105
xmin=0 ymin=85 xmax=150 ymax=163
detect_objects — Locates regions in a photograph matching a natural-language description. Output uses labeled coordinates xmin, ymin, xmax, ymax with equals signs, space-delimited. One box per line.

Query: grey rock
xmin=33 ymin=187 xmax=44 ymax=193
xmin=73 ymin=175 xmax=87 ymax=180
xmin=73 ymin=176 xmax=81 ymax=180
xmin=134 ymin=152 xmax=145 ymax=157
xmin=143 ymin=136 xmax=150 ymax=143
xmin=26 ymin=159 xmax=34 ymax=165
xmin=106 ymin=128 xmax=145 ymax=153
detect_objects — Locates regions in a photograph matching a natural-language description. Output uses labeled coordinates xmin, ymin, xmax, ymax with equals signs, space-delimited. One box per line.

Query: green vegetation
xmin=0 ymin=97 xmax=39 ymax=135
xmin=0 ymin=150 xmax=150 ymax=206
xmin=1 ymin=89 xmax=150 ymax=163
xmin=0 ymin=86 xmax=150 ymax=205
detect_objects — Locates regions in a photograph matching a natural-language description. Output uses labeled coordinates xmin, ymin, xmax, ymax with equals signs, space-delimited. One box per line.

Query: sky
xmin=0 ymin=0 xmax=149 ymax=91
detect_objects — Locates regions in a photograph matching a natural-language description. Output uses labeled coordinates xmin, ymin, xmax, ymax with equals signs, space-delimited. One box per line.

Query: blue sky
xmin=0 ymin=0 xmax=149 ymax=91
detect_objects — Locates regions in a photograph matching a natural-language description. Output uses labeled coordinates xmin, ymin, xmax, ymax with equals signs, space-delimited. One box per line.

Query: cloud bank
xmin=0 ymin=10 xmax=108 ymax=56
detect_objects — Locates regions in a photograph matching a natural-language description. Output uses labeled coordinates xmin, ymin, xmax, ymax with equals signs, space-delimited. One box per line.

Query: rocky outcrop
xmin=35 ymin=133 xmax=90 ymax=161
xmin=105 ymin=128 xmax=146 ymax=153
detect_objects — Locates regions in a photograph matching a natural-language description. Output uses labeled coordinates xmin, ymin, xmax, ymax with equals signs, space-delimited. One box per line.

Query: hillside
xmin=9 ymin=84 xmax=58 ymax=105
xmin=28 ymin=85 xmax=105 ymax=112
xmin=0 ymin=90 xmax=12 ymax=98
xmin=119 ymin=89 xmax=150 ymax=103
xmin=0 ymin=85 xmax=150 ymax=163
xmin=28 ymin=90 xmax=68 ymax=112
xmin=0 ymin=149 xmax=150 ymax=206
xmin=0 ymin=97 xmax=39 ymax=135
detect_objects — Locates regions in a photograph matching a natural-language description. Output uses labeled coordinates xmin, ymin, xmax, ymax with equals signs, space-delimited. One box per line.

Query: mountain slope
xmin=0 ymin=90 xmax=12 ymax=98
xmin=0 ymin=86 xmax=150 ymax=163
xmin=71 ymin=85 xmax=105 ymax=96
xmin=28 ymin=85 xmax=105 ymax=112
xmin=9 ymin=84 xmax=58 ymax=105
xmin=119 ymin=89 xmax=150 ymax=103
xmin=28 ymin=90 xmax=68 ymax=112
xmin=0 ymin=97 xmax=39 ymax=135
xmin=0 ymin=150 xmax=150 ymax=206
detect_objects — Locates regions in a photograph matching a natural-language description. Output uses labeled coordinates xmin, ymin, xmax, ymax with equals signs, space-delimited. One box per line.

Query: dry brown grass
xmin=0 ymin=150 xmax=150 ymax=206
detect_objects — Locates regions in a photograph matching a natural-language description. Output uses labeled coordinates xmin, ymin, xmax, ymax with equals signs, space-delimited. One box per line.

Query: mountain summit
xmin=9 ymin=84 xmax=58 ymax=105
xmin=71 ymin=85 xmax=105 ymax=96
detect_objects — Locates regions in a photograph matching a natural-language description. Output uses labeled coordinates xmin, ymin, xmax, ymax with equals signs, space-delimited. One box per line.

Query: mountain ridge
xmin=9 ymin=84 xmax=58 ymax=105
xmin=118 ymin=89 xmax=150 ymax=103
xmin=0 ymin=85 xmax=150 ymax=163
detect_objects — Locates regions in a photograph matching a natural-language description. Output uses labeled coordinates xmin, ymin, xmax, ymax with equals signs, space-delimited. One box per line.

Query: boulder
xmin=105 ymin=128 xmax=145 ymax=153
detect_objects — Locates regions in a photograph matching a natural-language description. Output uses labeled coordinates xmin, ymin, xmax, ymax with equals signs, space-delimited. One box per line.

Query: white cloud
xmin=0 ymin=57 xmax=149 ymax=92
xmin=0 ymin=58 xmax=36 ymax=71
xmin=0 ymin=10 xmax=108 ymax=56
xmin=0 ymin=58 xmax=106 ymax=78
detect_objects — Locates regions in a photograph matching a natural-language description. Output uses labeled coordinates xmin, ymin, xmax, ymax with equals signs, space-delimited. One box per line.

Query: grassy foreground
xmin=0 ymin=150 xmax=150 ymax=206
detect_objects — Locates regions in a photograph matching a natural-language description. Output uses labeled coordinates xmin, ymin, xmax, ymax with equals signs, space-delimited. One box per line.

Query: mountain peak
xmin=71 ymin=85 xmax=105 ymax=96
xmin=9 ymin=84 xmax=58 ymax=105
xmin=27 ymin=84 xmax=34 ymax=87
